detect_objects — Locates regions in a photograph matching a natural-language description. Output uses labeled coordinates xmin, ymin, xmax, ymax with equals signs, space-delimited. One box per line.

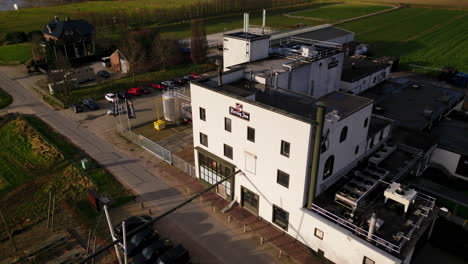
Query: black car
xmin=97 ymin=70 xmax=110 ymax=79
xmin=173 ymin=77 xmax=187 ymax=85
xmin=117 ymin=92 xmax=131 ymax=100
xmin=125 ymin=228 xmax=159 ymax=257
xmin=113 ymin=215 xmax=152 ymax=240
xmin=82 ymin=99 xmax=99 ymax=110
xmin=71 ymin=104 xmax=84 ymax=113
xmin=156 ymin=244 xmax=191 ymax=264
xmin=131 ymin=238 xmax=173 ymax=264
xmin=182 ymin=75 xmax=194 ymax=81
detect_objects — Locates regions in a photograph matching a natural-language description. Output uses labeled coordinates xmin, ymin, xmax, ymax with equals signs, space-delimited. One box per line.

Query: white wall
xmin=296 ymin=209 xmax=402 ymax=264
xmin=309 ymin=53 xmax=344 ymax=98
xmin=430 ymin=148 xmax=467 ymax=181
xmin=223 ymin=37 xmax=249 ymax=70
xmin=340 ymin=66 xmax=391 ymax=94
xmin=250 ymin=38 xmax=269 ymax=62
xmin=316 ymin=103 xmax=373 ymax=195
xmin=327 ymin=32 xmax=355 ymax=44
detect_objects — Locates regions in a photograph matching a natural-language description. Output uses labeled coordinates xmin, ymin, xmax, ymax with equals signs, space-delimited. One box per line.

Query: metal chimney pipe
xmin=368 ymin=212 xmax=377 ymax=240
xmin=262 ymin=9 xmax=266 ymax=28
xmin=274 ymin=72 xmax=279 ymax=90
xmin=307 ymin=102 xmax=326 ymax=208
xmin=216 ymin=59 xmax=223 ymax=86
xmin=244 ymin=13 xmax=249 ymax=33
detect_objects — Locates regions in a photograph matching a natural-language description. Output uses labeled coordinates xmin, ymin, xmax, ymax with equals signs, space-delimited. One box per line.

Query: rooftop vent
xmin=423 ymin=108 xmax=433 ymax=118
xmin=411 ymin=84 xmax=420 ymax=89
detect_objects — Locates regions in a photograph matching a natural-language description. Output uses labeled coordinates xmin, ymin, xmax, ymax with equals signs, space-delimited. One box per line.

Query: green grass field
xmin=291 ymin=3 xmax=392 ymax=21
xmin=0 ymin=43 xmax=32 ymax=63
xmin=0 ymin=87 xmax=13 ymax=109
xmin=0 ymin=115 xmax=133 ymax=233
xmin=340 ymin=8 xmax=468 ymax=71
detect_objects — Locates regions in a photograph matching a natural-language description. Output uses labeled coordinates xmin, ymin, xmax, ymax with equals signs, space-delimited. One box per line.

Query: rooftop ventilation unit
xmin=423 ymin=108 xmax=433 ymax=118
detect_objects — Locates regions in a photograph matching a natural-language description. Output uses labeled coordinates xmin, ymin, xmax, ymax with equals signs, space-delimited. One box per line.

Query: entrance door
xmin=241 ymin=187 xmax=259 ymax=215
xmin=217 ymin=184 xmax=227 ymax=198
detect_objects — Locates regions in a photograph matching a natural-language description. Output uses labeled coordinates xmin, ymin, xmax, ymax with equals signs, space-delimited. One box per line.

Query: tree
xmin=190 ymin=19 xmax=208 ymax=64
xmin=153 ymin=38 xmax=183 ymax=71
xmin=119 ymin=31 xmax=145 ymax=82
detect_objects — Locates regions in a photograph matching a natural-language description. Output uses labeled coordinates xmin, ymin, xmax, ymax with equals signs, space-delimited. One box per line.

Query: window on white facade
xmin=363 ymin=256 xmax=375 ymax=264
xmin=281 ymin=140 xmax=290 ymax=157
xmin=199 ymin=107 xmax=206 ymax=121
xmin=323 ymin=155 xmax=334 ymax=180
xmin=272 ymin=205 xmax=289 ymax=231
xmin=245 ymin=152 xmax=256 ymax=174
xmin=225 ymin=117 xmax=231 ymax=132
xmin=277 ymin=170 xmax=289 ymax=188
xmin=340 ymin=126 xmax=348 ymax=143
xmin=224 ymin=144 xmax=233 ymax=159
xmin=247 ymin=127 xmax=255 ymax=142
xmin=314 ymin=228 xmax=324 ymax=240
xmin=200 ymin=133 xmax=208 ymax=147
xmin=364 ymin=118 xmax=369 ymax=128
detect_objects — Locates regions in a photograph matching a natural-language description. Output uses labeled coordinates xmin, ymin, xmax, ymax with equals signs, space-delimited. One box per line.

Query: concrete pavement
xmin=0 ymin=66 xmax=275 ymax=264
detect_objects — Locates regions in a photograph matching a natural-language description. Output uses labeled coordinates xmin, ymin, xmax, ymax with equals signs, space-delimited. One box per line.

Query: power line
xmin=79 ymin=170 xmax=241 ymax=264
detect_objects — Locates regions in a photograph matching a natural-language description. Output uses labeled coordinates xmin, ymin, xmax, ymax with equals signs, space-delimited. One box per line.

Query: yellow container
xmin=153 ymin=120 xmax=166 ymax=131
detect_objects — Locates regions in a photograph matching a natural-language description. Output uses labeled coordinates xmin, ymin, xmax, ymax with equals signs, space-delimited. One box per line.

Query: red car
xmin=128 ymin=87 xmax=143 ymax=96
xmin=190 ymin=73 xmax=200 ymax=80
xmin=152 ymin=83 xmax=164 ymax=90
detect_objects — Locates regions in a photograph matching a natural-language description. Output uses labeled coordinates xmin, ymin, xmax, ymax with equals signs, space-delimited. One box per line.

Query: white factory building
xmin=187 ymin=23 xmax=463 ymax=264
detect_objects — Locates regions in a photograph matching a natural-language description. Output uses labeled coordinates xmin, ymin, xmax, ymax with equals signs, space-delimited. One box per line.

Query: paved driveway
xmin=0 ymin=66 xmax=274 ymax=264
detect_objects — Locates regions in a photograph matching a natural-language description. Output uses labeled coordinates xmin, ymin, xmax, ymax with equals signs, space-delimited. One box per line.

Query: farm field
xmin=0 ymin=115 xmax=133 ymax=246
xmin=0 ymin=44 xmax=32 ymax=64
xmin=340 ymin=7 xmax=468 ymax=71
xmin=291 ymin=3 xmax=393 ymax=21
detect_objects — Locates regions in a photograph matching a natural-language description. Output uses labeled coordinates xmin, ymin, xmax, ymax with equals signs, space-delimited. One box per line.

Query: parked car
xmin=125 ymin=229 xmax=160 ymax=257
xmin=190 ymin=73 xmax=200 ymax=80
xmin=173 ymin=77 xmax=187 ymax=85
xmin=182 ymin=75 xmax=193 ymax=81
xmin=117 ymin=92 xmax=131 ymax=100
xmin=107 ymin=106 xmax=125 ymax=116
xmin=71 ymin=104 xmax=84 ymax=113
xmin=161 ymin=80 xmax=174 ymax=87
xmin=114 ymin=215 xmax=152 ymax=240
xmin=152 ymin=83 xmax=164 ymax=90
xmin=82 ymin=99 xmax=99 ymax=110
xmin=128 ymin=87 xmax=143 ymax=96
xmin=142 ymin=88 xmax=152 ymax=94
xmin=156 ymin=244 xmax=190 ymax=264
xmin=105 ymin=93 xmax=116 ymax=103
xmin=97 ymin=70 xmax=110 ymax=79
xmin=131 ymin=238 xmax=173 ymax=264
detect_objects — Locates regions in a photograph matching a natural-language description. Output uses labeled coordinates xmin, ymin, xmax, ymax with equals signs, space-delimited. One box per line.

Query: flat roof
xmin=368 ymin=115 xmax=392 ymax=138
xmin=430 ymin=111 xmax=468 ymax=156
xmin=196 ymin=78 xmax=373 ymax=123
xmin=224 ymin=31 xmax=270 ymax=41
xmin=341 ymin=58 xmax=390 ymax=83
xmin=361 ymin=78 xmax=465 ymax=131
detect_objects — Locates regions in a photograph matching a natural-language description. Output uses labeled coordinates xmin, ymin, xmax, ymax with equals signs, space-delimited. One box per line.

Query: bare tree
xmin=190 ymin=19 xmax=208 ymax=64
xmin=119 ymin=32 xmax=145 ymax=82
xmin=154 ymin=38 xmax=183 ymax=71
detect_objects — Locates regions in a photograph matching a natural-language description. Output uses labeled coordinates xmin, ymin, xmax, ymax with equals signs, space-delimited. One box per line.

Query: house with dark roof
xmin=340 ymin=57 xmax=391 ymax=94
xmin=42 ymin=16 xmax=95 ymax=58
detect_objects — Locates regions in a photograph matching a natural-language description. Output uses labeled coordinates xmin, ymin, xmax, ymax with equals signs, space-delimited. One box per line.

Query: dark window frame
xmin=199 ymin=107 xmax=206 ymax=121
xmin=281 ymin=140 xmax=290 ymax=157
xmin=355 ymin=145 xmax=360 ymax=155
xmin=314 ymin=228 xmax=324 ymax=240
xmin=223 ymin=144 xmax=233 ymax=159
xmin=276 ymin=170 xmax=290 ymax=188
xmin=323 ymin=155 xmax=334 ymax=180
xmin=224 ymin=117 xmax=231 ymax=132
xmin=363 ymin=256 xmax=375 ymax=264
xmin=340 ymin=126 xmax=348 ymax=143
xmin=247 ymin=126 xmax=255 ymax=142
xmin=364 ymin=118 xmax=369 ymax=128
xmin=199 ymin=132 xmax=208 ymax=147
xmin=272 ymin=205 xmax=289 ymax=231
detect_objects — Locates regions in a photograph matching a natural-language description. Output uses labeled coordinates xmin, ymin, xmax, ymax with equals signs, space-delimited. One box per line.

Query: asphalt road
xmin=0 ymin=66 xmax=274 ymax=264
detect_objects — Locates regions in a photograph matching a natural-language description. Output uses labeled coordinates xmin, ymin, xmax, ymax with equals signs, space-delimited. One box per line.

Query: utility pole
xmin=0 ymin=208 xmax=17 ymax=252
xmin=103 ymin=205 xmax=123 ymax=264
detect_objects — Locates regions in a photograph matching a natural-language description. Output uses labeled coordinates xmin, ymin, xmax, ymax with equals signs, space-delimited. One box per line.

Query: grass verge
xmin=291 ymin=3 xmax=392 ymax=21
xmin=0 ymin=43 xmax=32 ymax=64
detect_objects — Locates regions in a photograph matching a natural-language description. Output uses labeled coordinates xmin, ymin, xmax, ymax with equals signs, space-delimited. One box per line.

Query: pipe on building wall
xmin=307 ymin=102 xmax=326 ymax=208
xmin=367 ymin=212 xmax=377 ymax=240
xmin=274 ymin=72 xmax=279 ymax=89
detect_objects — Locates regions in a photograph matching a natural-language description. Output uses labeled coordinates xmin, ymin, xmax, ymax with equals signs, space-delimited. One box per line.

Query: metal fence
xmin=116 ymin=124 xmax=196 ymax=177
